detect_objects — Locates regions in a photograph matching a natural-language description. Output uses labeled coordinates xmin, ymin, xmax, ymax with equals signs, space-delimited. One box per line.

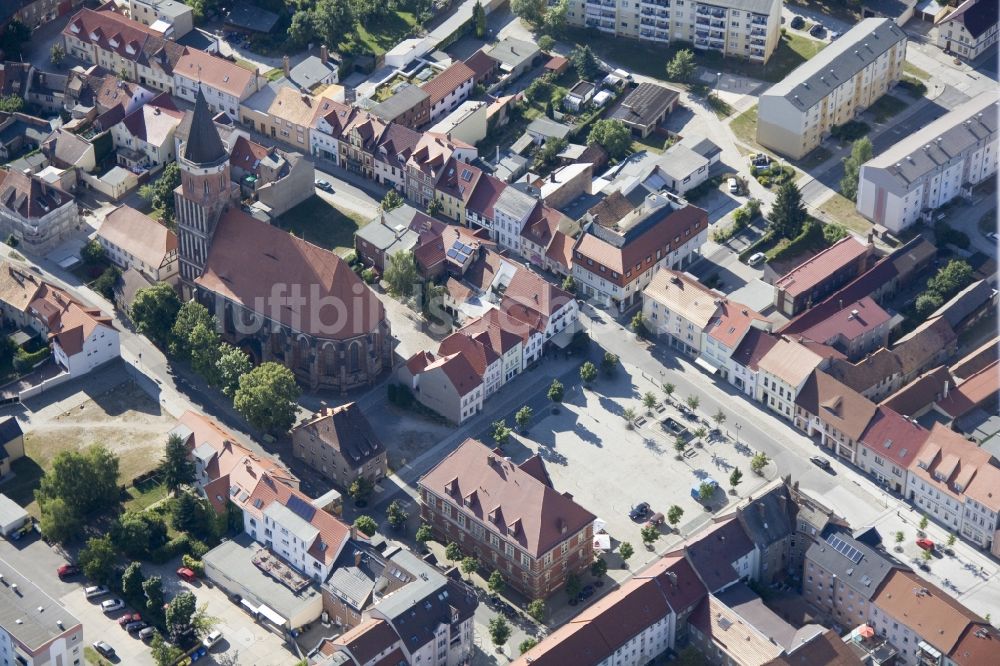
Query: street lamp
xmin=735 ymin=422 xmax=742 ymax=445
xmin=715 ymin=72 xmax=722 ymax=99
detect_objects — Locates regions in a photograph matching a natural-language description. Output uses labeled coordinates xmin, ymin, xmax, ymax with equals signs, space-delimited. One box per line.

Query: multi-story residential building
xmin=726 ymin=327 xmax=778 ymax=398
xmin=291 ymin=403 xmax=388 ymax=491
xmin=683 ymin=517 xmax=758 ymax=593
xmin=491 ymin=184 xmax=537 ymax=251
xmin=419 ymin=438 xmax=596 ymax=599
xmin=856 ymin=91 xmax=998 ymax=234
xmin=369 ymin=84 xmax=430 ymax=129
xmin=756 ymin=336 xmax=824 ymax=420
xmin=803 ymin=530 xmax=901 ymax=631
xmin=310 ymin=100 xmax=355 ymax=165
xmin=573 ymin=193 xmax=707 ymax=312
xmin=0 ymin=561 xmax=84 ymax=666
xmin=435 ymin=157 xmax=482 ymax=223
xmin=773 ymin=235 xmax=874 ymax=317
xmin=339 ymin=111 xmax=388 ymax=181
xmin=97 ymin=204 xmax=179 ymax=283
xmin=856 ymin=406 xmax=929 ymax=494
xmin=421 ymin=62 xmax=475 ymax=124
xmin=110 ymin=92 xmax=184 ymax=172
xmin=795 ymin=369 xmax=878 ymax=464
xmin=0 ymin=167 xmax=78 ymax=253
xmin=228 ymin=135 xmax=314 ymax=219
xmin=174 ymin=47 xmax=264 ymax=118
xmin=935 ymin=0 xmax=999 ymax=61
xmin=733 ymin=483 xmax=798 ymax=585
xmin=757 ymin=18 xmax=907 ymax=159
xmin=403 ymin=350 xmax=484 ymax=424
xmin=464 ymin=173 xmax=508 ymax=238
xmin=793 ymin=296 xmax=892 ymax=362
xmin=499 ymin=267 xmax=579 ymax=364
xmin=373 ymin=122 xmax=421 ymax=191
xmin=128 ymin=0 xmax=193 ymax=37
xmin=405 ymin=132 xmax=476 ymax=208
xmin=566 ymin=0 xmax=782 ymax=63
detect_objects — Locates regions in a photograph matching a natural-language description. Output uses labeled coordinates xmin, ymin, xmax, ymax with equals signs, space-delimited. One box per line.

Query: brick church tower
xmin=175 ymin=87 xmax=239 ymax=297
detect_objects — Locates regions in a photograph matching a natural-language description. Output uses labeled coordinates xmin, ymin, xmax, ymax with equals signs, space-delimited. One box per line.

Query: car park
xmin=809 ymin=456 xmax=832 ymax=470
xmin=85 ymin=585 xmax=110 ymax=599
xmin=203 ymin=630 xmax=223 ymax=648
xmin=93 ymin=641 xmax=116 ymax=658
xmin=629 ymin=502 xmax=651 ymax=521
xmin=101 ymin=598 xmax=125 ymax=613
xmin=57 ymin=564 xmax=80 ymax=580
xmin=747 ymin=252 xmax=766 ymax=267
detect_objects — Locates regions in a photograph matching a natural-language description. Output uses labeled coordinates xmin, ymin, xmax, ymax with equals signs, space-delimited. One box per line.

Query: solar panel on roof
xmin=287 ymin=494 xmax=317 ymax=522
xmin=826 ymin=534 xmax=863 ymax=564
xmin=447 ymin=248 xmax=459 ymax=259
xmin=461 ymin=169 xmax=472 ymax=181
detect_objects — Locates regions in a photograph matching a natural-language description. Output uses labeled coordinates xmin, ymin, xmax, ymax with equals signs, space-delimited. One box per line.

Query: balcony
xmin=641 ymin=0 xmax=670 ymax=6
xmin=657 ymin=19 xmax=669 ymax=28
xmin=694 ymin=38 xmax=709 ymax=47
xmin=751 ymin=36 xmax=766 ymax=46
xmin=641 ymin=8 xmax=655 ymax=15
xmin=751 ymin=28 xmax=767 ymax=36
xmin=751 ymin=16 xmax=767 ymax=25
xmin=710 ymin=19 xmax=725 ymax=28
xmin=641 ymin=17 xmax=655 ymax=26
xmin=695 ymin=16 xmax=710 ymax=25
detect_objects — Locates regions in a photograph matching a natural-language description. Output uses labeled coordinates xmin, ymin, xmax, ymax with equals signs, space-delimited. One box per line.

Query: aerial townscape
xmin=0 ymin=0 xmax=997 ymax=664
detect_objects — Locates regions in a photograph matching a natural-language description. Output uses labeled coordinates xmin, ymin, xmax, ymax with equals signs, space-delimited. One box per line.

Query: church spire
xmin=183 ymin=87 xmax=227 ymax=166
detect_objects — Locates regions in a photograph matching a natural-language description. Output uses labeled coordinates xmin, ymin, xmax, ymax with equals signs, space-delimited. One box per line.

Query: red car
xmin=117 ymin=612 xmax=142 ymax=627
xmin=57 ymin=564 xmax=80 ymax=580
xmin=916 ymin=538 xmax=935 ymax=551
xmin=177 ymin=567 xmax=197 ymax=582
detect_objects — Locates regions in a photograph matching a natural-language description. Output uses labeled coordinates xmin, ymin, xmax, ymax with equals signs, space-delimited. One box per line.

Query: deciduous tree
xmin=384 ymin=250 xmax=418 ymax=299
xmin=580 ymin=361 xmax=597 ymax=384
xmin=489 ymin=616 xmax=511 ymax=649
xmin=386 ymin=500 xmax=408 ymax=530
xmin=166 ymin=590 xmax=197 ymax=641
xmin=131 ymin=283 xmax=181 ymax=348
xmin=527 ymin=598 xmax=546 ymax=622
xmin=666 ymin=49 xmax=696 ymax=82
xmin=353 ymin=515 xmax=378 ymax=536
xmin=840 ymin=137 xmax=873 ymax=201
xmin=233 ymin=362 xmax=300 ymax=435
xmin=587 ymin=119 xmax=632 ymax=161
xmin=618 ymin=541 xmax=634 ymax=563
xmin=79 ymin=534 xmax=117 ymax=585
xmin=170 ymin=301 xmax=214 ymax=359
xmin=216 ymin=343 xmax=252 ymax=397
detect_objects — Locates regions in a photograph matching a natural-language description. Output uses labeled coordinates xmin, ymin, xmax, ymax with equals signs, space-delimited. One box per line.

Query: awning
xmin=593 ymin=534 xmax=611 ymax=552
xmin=695 ymin=356 xmax=721 ymax=374
xmin=549 ymin=324 xmax=577 ymax=349
xmin=256 ymin=603 xmax=286 ymax=627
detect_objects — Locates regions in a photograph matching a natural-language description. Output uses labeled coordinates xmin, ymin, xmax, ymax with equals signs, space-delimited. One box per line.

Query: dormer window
xmin=71 ymin=22 xmax=81 ymax=33
xmin=109 ymin=37 xmax=119 ymax=48
xmin=89 ymin=31 xmax=100 ymax=41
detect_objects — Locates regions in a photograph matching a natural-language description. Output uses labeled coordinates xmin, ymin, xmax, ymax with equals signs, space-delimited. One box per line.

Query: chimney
xmin=354 ymin=550 xmax=362 ymax=567
xmin=943 ymin=380 xmax=949 ymax=399
xmin=283 ymin=55 xmax=290 ymax=78
xmin=349 ymin=524 xmax=358 ymax=541
xmin=550 ymin=171 xmax=556 ymax=183
xmin=320 ymin=45 xmax=329 ymax=65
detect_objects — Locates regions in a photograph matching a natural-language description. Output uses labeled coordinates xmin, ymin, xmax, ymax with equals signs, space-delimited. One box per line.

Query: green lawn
xmin=265 ymin=68 xmax=284 ymax=82
xmin=125 ymin=481 xmax=168 ymax=512
xmin=346 ymin=11 xmax=418 ymax=57
xmin=730 ymin=104 xmax=759 ymax=148
xmin=632 ymin=133 xmax=667 ymax=155
xmin=277 ymin=195 xmax=369 ymax=257
xmin=870 ymin=94 xmax=907 ymax=123
xmin=707 ymin=95 xmax=735 ymax=120
xmin=903 ymin=61 xmax=931 ymax=81
xmin=816 ymin=193 xmax=873 ymax=235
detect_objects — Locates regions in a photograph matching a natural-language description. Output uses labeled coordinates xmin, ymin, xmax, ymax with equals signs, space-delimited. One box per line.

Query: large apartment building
xmin=856 ymin=91 xmax=998 ymax=234
xmin=757 ymin=18 xmax=907 ymax=159
xmin=566 ymin=0 xmax=782 ymax=63
xmin=0 ymin=561 xmax=84 ymax=666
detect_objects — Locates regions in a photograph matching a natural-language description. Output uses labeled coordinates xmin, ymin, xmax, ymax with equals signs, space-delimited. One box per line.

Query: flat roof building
xmin=0 ymin=559 xmax=84 ymax=665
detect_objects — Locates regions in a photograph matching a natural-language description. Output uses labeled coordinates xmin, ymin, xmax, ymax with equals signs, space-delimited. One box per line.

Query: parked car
xmin=85 ymin=585 xmax=110 ymax=600
xmin=139 ymin=626 xmax=157 ymax=641
xmin=101 ymin=598 xmax=125 ymax=613
xmin=809 ymin=24 xmax=825 ymax=37
xmin=916 ymin=537 xmax=935 ymax=551
xmin=830 ymin=31 xmax=841 ymax=39
xmin=661 ymin=418 xmax=686 ymax=435
xmin=126 ymin=621 xmax=149 ymax=634
xmin=57 ymin=564 xmax=80 ymax=580
xmin=203 ymin=630 xmax=223 ymax=649
xmin=747 ymin=252 xmax=766 ymax=267
xmin=118 ymin=613 xmax=142 ymax=627
xmin=728 ymin=177 xmax=739 ymax=194
xmin=177 ymin=567 xmax=197 ymax=582
xmin=92 ymin=641 xmax=116 ymax=658
xmin=315 ymin=179 xmax=333 ymax=192
xmin=629 ymin=502 xmax=651 ymax=521
xmin=809 ymin=456 xmax=831 ymax=470
xmin=790 ymin=15 xmax=805 ymax=29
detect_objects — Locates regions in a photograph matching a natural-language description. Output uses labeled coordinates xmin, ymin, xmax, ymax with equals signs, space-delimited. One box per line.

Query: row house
xmin=573 ymin=193 xmax=708 ymax=312
xmin=401 ymin=350 xmax=484 ymax=424
xmin=310 ymin=100 xmax=354 ymax=165
xmin=0 ymin=167 xmax=78 ymax=253
xmin=96 ymin=204 xmax=178 ymax=284
xmin=339 ymin=112 xmax=388 ymax=180
xmin=435 ymin=157 xmax=483 ymax=223
xmin=773 ymin=235 xmax=874 ymax=318
xmin=373 ymin=122 xmax=421 ymax=191
xmin=418 ymin=438 xmax=596 ymax=599
xmin=241 ymin=84 xmax=337 ymax=153
xmin=173 ymin=47 xmax=264 ymax=119
xmin=420 ymin=62 xmax=475 ymax=124
xmin=109 ymin=91 xmax=183 ymax=172
xmin=406 ymin=132 xmax=476 ymax=208
xmin=789 ymin=296 xmax=893 ymax=362
xmin=856 ymin=406 xmax=930 ymax=494
xmin=290 ymin=403 xmax=388 ymax=493
xmin=794 ymin=369 xmax=878 ymax=463
xmin=756 ymin=336 xmax=825 ymax=420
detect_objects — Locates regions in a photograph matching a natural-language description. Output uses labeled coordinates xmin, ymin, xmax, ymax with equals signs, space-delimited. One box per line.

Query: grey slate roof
xmin=485 ymin=37 xmax=540 ymax=69
xmin=184 ymin=87 xmax=227 ymax=165
xmin=761 ymin=18 xmax=906 ymax=111
xmin=686 ymin=518 xmax=755 ymax=593
xmin=939 ymin=0 xmax=1000 ymax=39
xmin=0 ymin=553 xmax=81 ymax=651
xmin=526 ymin=117 xmax=572 ymax=141
xmin=678 ymin=135 xmax=722 ymax=160
xmin=610 ymin=82 xmax=680 ymax=128
xmin=494 ymin=184 xmax=537 ymax=219
xmin=0 ymin=416 xmax=22 ymax=444
xmin=371 ymin=85 xmax=429 ymax=123
xmin=805 ymin=530 xmax=901 ymax=601
xmin=861 ymin=91 xmax=997 ymax=194
xmin=737 ymin=483 xmax=797 ymax=549
xmin=289 ymin=55 xmax=338 ymax=91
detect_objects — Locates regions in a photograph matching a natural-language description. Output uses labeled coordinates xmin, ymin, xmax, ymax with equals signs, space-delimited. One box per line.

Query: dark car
xmin=809 ymin=456 xmax=832 ymax=470
xmin=580 ymin=584 xmax=595 ymax=599
xmin=93 ymin=641 xmax=115 ymax=659
xmin=661 ymin=418 xmax=685 ymax=435
xmin=126 ymin=621 xmax=148 ymax=634
xmin=790 ymin=15 xmax=805 ymax=29
xmin=809 ymin=24 xmax=825 ymax=37
xmin=629 ymin=502 xmax=651 ymax=521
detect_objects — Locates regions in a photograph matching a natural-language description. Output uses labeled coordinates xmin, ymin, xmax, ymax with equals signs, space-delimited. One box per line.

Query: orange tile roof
xmin=774 ymin=236 xmax=870 ymax=298
xmin=98 ymin=204 xmax=177 ymax=271
xmin=174 ymin=48 xmax=257 ymax=98
xmin=707 ymin=300 xmax=767 ymax=349
xmin=421 ymin=62 xmax=475 ymax=106
xmin=29 ymin=284 xmax=115 ymax=356
xmin=937 ymin=360 xmax=999 ymax=419
xmin=908 ymin=423 xmax=991 ymax=504
xmin=858 ymin=407 xmax=929 ymax=469
xmin=424 ymin=352 xmax=482 ymax=397
xmin=950 ymin=622 xmax=1000 ymax=666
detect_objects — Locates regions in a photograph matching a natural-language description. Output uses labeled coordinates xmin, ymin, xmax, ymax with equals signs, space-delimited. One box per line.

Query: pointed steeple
xmin=183 ymin=87 xmax=227 ymax=166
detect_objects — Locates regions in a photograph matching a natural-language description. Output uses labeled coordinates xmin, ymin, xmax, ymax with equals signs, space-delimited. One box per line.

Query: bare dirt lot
xmin=370 ymin=401 xmax=456 ymax=471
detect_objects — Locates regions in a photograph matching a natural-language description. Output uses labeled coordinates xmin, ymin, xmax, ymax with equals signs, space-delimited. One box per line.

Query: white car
xmin=747 ymin=252 xmax=767 ymax=267
xmin=101 ymin=598 xmax=125 ymax=613
xmin=85 ymin=585 xmax=110 ymax=599
xmin=728 ymin=177 xmax=739 ymax=194
xmin=203 ymin=630 xmax=223 ymax=648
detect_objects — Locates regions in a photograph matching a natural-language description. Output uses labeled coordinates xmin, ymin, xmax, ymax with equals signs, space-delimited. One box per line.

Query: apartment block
xmin=856 ymin=91 xmax=998 ymax=234
xmin=757 ymin=18 xmax=907 ymax=159
xmin=291 ymin=403 xmax=388 ymax=491
xmin=0 ymin=561 xmax=84 ymax=666
xmin=567 ymin=0 xmax=782 ymax=63
xmin=935 ymin=0 xmax=999 ymax=61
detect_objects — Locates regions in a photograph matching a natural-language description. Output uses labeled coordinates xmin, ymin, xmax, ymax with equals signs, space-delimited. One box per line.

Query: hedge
xmin=738 ymin=232 xmax=777 ymax=262
xmin=767 ymin=221 xmax=824 ymax=261
xmin=13 ymin=347 xmax=50 ymax=373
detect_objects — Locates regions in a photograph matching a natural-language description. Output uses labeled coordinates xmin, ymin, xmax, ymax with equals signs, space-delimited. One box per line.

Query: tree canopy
xmin=587 ymin=119 xmax=632 ymax=161
xmin=384 ymin=250 xmax=419 ymax=299
xmin=233 ymin=362 xmax=301 ymax=435
xmin=141 ymin=162 xmax=181 ymax=222
xmin=162 ymin=432 xmax=194 ymax=491
xmin=37 ymin=445 xmax=120 ymax=522
xmin=570 ymin=45 xmax=600 ymax=80
xmin=768 ymin=181 xmax=807 ymax=239
xmin=381 ymin=189 xmax=404 ymax=212
xmin=166 ymin=591 xmax=198 ymax=641
xmin=131 ymin=283 xmax=181 ymax=348
xmin=666 ymin=49 xmax=696 ymax=83
xmin=79 ymin=534 xmax=117 ymax=585
xmin=840 ymin=137 xmax=873 ymax=201
xmin=170 ymin=301 xmax=215 ymax=359
xmin=216 ymin=343 xmax=252 ymax=397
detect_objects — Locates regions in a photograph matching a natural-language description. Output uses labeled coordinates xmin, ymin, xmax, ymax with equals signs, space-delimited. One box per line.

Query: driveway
xmin=60 ymin=587 xmax=155 ymax=665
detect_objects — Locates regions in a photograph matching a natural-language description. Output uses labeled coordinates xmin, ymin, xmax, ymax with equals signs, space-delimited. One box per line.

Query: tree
xmin=538 ymin=35 xmax=555 ymax=52
xmin=946 ymin=533 xmax=956 ymax=548
xmin=641 ymin=525 xmax=660 ymax=547
xmin=894 ymin=531 xmax=904 ymax=550
xmin=515 ymin=405 xmax=533 ymax=432
xmin=39 ymin=498 xmax=80 ymax=543
xmin=527 ymin=598 xmax=546 ymax=622
xmin=547 ymin=378 xmax=564 ymax=405
xmin=565 ymin=572 xmax=582 ymax=598
xmin=0 ymin=94 xmax=23 ymax=113
xmin=489 ymin=616 xmax=511 ymax=650
xmin=191 ymin=602 xmax=218 ymax=639
xmin=150 ymin=632 xmax=184 ymax=666
xmin=79 ymin=535 xmax=117 ymax=585
xmin=631 ymin=311 xmax=647 ymax=336
xmin=561 ymin=275 xmax=575 ymax=293
xmin=354 ymin=515 xmax=378 ymax=537
xmin=50 ymin=43 xmax=66 ymax=66
xmin=460 ymin=556 xmax=479 ymax=580
xmin=349 ymin=477 xmax=374 ymax=503
xmin=143 ymin=575 xmax=165 ymax=613
xmin=542 ymin=0 xmax=568 ymax=36
xmin=122 ymin=562 xmax=146 ymax=602
xmin=674 ymin=435 xmax=688 ymax=458
xmin=519 ymin=638 xmax=538 ymax=655
xmin=768 ymin=181 xmax=807 ymax=239
xmin=591 ymin=557 xmax=608 ymax=579
xmin=667 ymin=505 xmax=684 ymax=528
xmin=426 ymin=198 xmax=444 ymax=218
xmin=919 ymin=514 xmax=929 ymax=531
xmin=415 ymin=523 xmax=433 ymax=546
xmin=189 ymin=321 xmax=222 ymax=383
xmin=172 ymin=490 xmax=208 ymax=536
xmin=488 ymin=570 xmax=505 ymax=594
xmin=580 ymin=361 xmax=598 ymax=384
xmin=698 ymin=481 xmax=715 ymax=503
xmin=384 ymin=250 xmax=418 ymax=299
xmin=533 ymin=137 xmax=567 ymax=170
xmin=170 ymin=301 xmax=214 ymax=358
xmin=142 ymin=162 xmax=181 ymax=222
xmin=36 ymin=445 xmax=120 ymax=519
xmin=81 ymin=239 xmax=106 ymax=265
xmin=569 ymin=45 xmax=600 ymax=80
xmin=622 ymin=407 xmax=637 ymax=427
xmin=686 ymin=395 xmax=700 ymax=411
xmin=921 ymin=548 xmax=932 ymax=564
xmin=381 ymin=189 xmax=404 ymax=212
xmin=113 ymin=511 xmax=168 ymax=558
xmin=915 ymin=292 xmax=944 ymax=317
xmin=445 ymin=542 xmax=462 ymax=561
xmin=166 ymin=590 xmax=198 ymax=641
xmin=525 ymin=78 xmax=554 ymax=105
xmin=386 ymin=500 xmax=408 ymax=530
xmin=662 ymin=382 xmax=675 ymax=401
xmin=666 ymin=49 xmax=696 ymax=82
xmin=618 ymin=541 xmax=634 ymax=564
xmin=642 ymin=391 xmax=657 ymax=413
xmin=587 ymin=119 xmax=632 ymax=161
xmin=216 ymin=343 xmax=252 ymax=397
xmin=729 ymin=468 xmax=743 ymax=491
xmin=162 ymin=432 xmax=194 ymax=492
xmin=491 ymin=419 xmax=512 ymax=446
xmin=511 ymin=0 xmax=547 ymax=26
xmin=918 ymin=259 xmax=974 ymax=318
xmin=750 ymin=452 xmax=769 ymax=475
xmin=712 ymin=409 xmax=726 ymax=427
xmin=602 ymin=351 xmax=618 ymax=375
xmin=233 ymin=362 xmax=300 ymax=435
xmin=473 ymin=0 xmax=487 ymax=38
xmin=314 ymin=0 xmax=353 ymax=48
xmin=92 ymin=266 xmax=120 ymax=300
xmin=131 ymin=283 xmax=181 ymax=348
xmin=840 ymin=137 xmax=873 ymax=201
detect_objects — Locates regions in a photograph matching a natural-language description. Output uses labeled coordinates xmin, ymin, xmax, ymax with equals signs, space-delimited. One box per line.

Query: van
xmin=728 ymin=178 xmax=739 ymax=194
xmin=747 ymin=252 xmax=766 ymax=267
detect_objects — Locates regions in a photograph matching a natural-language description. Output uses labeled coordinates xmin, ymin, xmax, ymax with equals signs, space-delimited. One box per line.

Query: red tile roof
xmin=464 ymin=49 xmax=499 ymax=81
xmin=229 ymin=135 xmax=271 ymax=169
xmin=774 ymin=236 xmax=870 ymax=298
xmin=858 ymin=407 xmax=929 ymax=469
xmin=330 ymin=619 xmax=399 ymax=664
xmin=937 ymin=360 xmax=999 ymax=419
xmin=119 ymin=92 xmax=183 ymax=145
xmin=908 ymin=423 xmax=991 ymax=504
xmin=545 ymin=231 xmax=574 ymax=271
xmin=435 ymin=157 xmax=482 ymax=204
xmin=795 ymin=370 xmax=878 ymax=441
xmin=950 ymin=622 xmax=1000 ymax=666
xmin=797 ymin=297 xmax=891 ymax=346
xmin=174 ymin=47 xmax=258 ymax=98
xmin=421 ymin=62 xmax=475 ymax=106
xmin=0 ymin=167 xmax=74 ymax=219
xmin=732 ymin=328 xmax=780 ymax=371
xmin=706 ymin=301 xmax=766 ymax=349
xmin=501 ymin=268 xmax=574 ymax=324
xmin=424 ymin=352 xmax=482 ymax=397
xmin=64 ymin=8 xmax=159 ymax=64
xmin=29 ymin=284 xmax=115 ymax=356
xmin=438 ymin=330 xmax=500 ymax=376
xmin=465 ymin=174 xmax=507 ymax=220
